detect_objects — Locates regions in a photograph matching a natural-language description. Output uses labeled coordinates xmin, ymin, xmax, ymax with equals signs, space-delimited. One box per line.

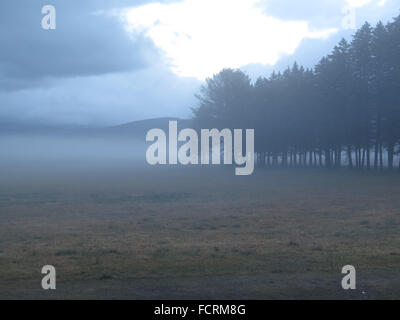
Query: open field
xmin=1 ymin=164 xmax=400 ymax=299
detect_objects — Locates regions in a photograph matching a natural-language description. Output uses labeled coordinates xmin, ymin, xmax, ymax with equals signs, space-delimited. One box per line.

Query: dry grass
xmin=0 ymin=166 xmax=400 ymax=299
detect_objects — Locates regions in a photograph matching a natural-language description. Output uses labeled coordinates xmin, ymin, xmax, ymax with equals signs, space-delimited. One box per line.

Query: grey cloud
xmin=0 ymin=0 xmax=160 ymax=91
xmin=0 ymin=0 xmax=201 ymax=126
xmin=0 ymin=65 xmax=201 ymax=126
xmin=262 ymin=0 xmax=347 ymax=28
xmin=241 ymin=30 xmax=353 ymax=80
xmin=262 ymin=0 xmax=398 ymax=29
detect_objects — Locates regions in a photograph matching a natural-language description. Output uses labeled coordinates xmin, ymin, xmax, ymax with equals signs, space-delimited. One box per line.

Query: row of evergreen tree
xmin=193 ymin=14 xmax=400 ymax=170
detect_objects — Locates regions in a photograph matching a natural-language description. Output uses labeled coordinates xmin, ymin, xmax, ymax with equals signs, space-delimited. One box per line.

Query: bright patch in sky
xmin=345 ymin=0 xmax=387 ymax=7
xmin=346 ymin=0 xmax=372 ymax=7
xmin=123 ymin=0 xmax=338 ymax=80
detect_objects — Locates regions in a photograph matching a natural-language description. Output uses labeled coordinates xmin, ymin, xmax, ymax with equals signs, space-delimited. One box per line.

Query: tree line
xmin=192 ymin=14 xmax=400 ymax=170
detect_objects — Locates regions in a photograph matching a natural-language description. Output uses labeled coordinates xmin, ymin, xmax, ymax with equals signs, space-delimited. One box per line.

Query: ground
xmin=0 ymin=165 xmax=400 ymax=299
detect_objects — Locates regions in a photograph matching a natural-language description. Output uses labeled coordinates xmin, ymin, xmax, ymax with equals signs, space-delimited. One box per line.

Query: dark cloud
xmin=0 ymin=0 xmax=159 ymax=91
xmin=0 ymin=65 xmax=200 ymax=126
xmin=0 ymin=0 xmax=201 ymax=126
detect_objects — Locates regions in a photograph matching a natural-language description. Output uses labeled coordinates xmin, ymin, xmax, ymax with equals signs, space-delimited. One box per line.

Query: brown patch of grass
xmin=0 ymin=168 xmax=400 ymax=298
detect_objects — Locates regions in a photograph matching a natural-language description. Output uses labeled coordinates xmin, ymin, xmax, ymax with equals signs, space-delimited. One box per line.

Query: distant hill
xmin=102 ymin=117 xmax=194 ymax=138
xmin=0 ymin=117 xmax=195 ymax=139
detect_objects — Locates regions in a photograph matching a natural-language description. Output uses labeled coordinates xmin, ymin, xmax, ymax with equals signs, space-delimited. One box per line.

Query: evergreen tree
xmin=192 ymin=14 xmax=400 ymax=171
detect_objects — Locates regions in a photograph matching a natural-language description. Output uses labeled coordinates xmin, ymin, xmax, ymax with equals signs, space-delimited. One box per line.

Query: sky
xmin=0 ymin=0 xmax=398 ymax=126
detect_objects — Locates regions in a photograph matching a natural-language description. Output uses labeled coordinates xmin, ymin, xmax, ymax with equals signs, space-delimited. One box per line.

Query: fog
xmin=0 ymin=132 xmax=148 ymax=181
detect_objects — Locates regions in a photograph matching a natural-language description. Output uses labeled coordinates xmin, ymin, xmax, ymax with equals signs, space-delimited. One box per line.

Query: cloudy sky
xmin=0 ymin=0 xmax=398 ymax=126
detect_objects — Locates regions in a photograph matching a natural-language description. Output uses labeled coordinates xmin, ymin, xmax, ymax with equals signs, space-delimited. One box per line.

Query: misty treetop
xmin=193 ymin=14 xmax=400 ymax=170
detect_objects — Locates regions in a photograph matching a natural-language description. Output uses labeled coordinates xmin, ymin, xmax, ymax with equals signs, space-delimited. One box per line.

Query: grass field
xmin=1 ymin=164 xmax=400 ymax=299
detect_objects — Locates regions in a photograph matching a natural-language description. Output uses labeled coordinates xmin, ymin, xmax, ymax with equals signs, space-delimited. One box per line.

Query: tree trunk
xmin=325 ymin=150 xmax=331 ymax=168
xmin=347 ymin=146 xmax=353 ymax=169
xmin=355 ymin=148 xmax=359 ymax=168
xmin=282 ymin=153 xmax=285 ymax=167
xmin=319 ymin=151 xmax=323 ymax=167
xmin=388 ymin=143 xmax=395 ymax=170
xmin=375 ymin=108 xmax=382 ymax=170
xmin=314 ymin=152 xmax=317 ymax=168
xmin=361 ymin=148 xmax=366 ymax=169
